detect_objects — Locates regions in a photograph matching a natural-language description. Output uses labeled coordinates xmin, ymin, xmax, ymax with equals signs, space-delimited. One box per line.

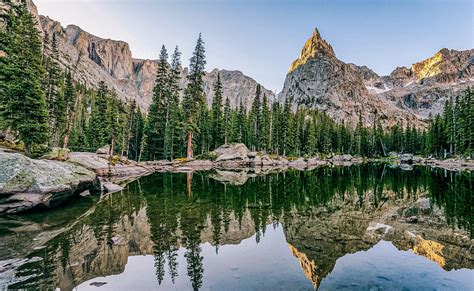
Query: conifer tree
xmin=0 ymin=4 xmax=49 ymax=156
xmin=281 ymin=97 xmax=292 ymax=155
xmin=249 ymin=84 xmax=262 ymax=150
xmin=236 ymin=100 xmax=247 ymax=143
xmin=307 ymin=117 xmax=317 ymax=155
xmin=223 ymin=97 xmax=232 ymax=144
xmin=183 ymin=34 xmax=206 ymax=159
xmin=210 ymin=73 xmax=224 ymax=149
xmin=261 ymin=94 xmax=271 ymax=151
xmin=86 ymin=81 xmax=110 ymax=150
xmin=62 ymin=72 xmax=77 ymax=148
xmin=164 ymin=46 xmax=182 ymax=159
xmin=270 ymin=102 xmax=281 ymax=154
xmin=144 ymin=45 xmax=169 ymax=160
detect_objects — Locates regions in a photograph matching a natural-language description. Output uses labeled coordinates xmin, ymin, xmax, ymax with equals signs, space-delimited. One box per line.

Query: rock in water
xmin=0 ymin=151 xmax=97 ymax=213
xmin=400 ymin=154 xmax=414 ymax=164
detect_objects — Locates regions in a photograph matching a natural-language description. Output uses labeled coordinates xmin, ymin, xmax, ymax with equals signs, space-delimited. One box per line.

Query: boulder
xmin=96 ymin=145 xmax=110 ymax=155
xmin=247 ymin=152 xmax=257 ymax=159
xmin=212 ymin=143 xmax=250 ymax=166
xmin=364 ymin=222 xmax=394 ymax=240
xmin=42 ymin=147 xmax=70 ymax=161
xmin=400 ymin=154 xmax=414 ymax=164
xmin=68 ymin=152 xmax=153 ymax=179
xmin=0 ymin=151 xmax=97 ymax=213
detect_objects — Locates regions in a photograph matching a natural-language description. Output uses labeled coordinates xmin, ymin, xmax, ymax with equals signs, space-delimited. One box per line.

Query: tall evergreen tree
xmin=0 ymin=3 xmax=49 ymax=156
xmin=261 ymin=94 xmax=271 ymax=151
xmin=249 ymin=84 xmax=262 ymax=150
xmin=62 ymin=71 xmax=77 ymax=148
xmin=144 ymin=45 xmax=169 ymax=160
xmin=210 ymin=73 xmax=224 ymax=149
xmin=183 ymin=34 xmax=206 ymax=159
xmin=164 ymin=46 xmax=182 ymax=159
xmin=86 ymin=81 xmax=110 ymax=150
xmin=223 ymin=97 xmax=232 ymax=144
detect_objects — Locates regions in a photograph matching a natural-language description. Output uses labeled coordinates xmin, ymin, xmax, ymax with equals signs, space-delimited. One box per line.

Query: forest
xmin=1 ymin=4 xmax=473 ymax=160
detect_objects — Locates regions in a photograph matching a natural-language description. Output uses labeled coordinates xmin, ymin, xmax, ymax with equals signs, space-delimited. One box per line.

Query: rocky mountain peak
xmin=288 ymin=28 xmax=335 ymax=73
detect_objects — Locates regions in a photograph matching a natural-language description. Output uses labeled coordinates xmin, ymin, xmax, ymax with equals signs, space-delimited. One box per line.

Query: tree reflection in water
xmin=3 ymin=164 xmax=472 ymax=290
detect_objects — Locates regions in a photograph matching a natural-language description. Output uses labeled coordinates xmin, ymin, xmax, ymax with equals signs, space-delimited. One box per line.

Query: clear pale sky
xmin=35 ymin=0 xmax=473 ymax=92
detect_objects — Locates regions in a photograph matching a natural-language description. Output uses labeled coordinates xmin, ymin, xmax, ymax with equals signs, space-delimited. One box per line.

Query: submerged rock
xmin=0 ymin=151 xmax=98 ymax=213
xmin=102 ymin=182 xmax=123 ymax=194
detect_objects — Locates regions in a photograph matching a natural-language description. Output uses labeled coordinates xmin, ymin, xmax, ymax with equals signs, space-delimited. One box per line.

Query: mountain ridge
xmin=4 ymin=1 xmax=472 ymax=127
xmin=279 ymin=28 xmax=473 ymax=127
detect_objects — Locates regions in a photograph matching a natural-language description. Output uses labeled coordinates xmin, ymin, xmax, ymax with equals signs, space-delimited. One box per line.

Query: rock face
xmin=67 ymin=152 xmax=153 ymax=181
xmin=0 ymin=0 xmax=275 ymax=112
xmin=0 ymin=151 xmax=97 ymax=213
xmin=280 ymin=28 xmax=473 ymax=127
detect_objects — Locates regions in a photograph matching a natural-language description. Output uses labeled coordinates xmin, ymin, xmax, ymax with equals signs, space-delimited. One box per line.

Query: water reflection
xmin=1 ymin=165 xmax=472 ymax=290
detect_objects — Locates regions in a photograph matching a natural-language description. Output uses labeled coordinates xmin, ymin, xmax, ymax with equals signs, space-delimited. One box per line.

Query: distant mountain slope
xmin=7 ymin=0 xmax=274 ymax=111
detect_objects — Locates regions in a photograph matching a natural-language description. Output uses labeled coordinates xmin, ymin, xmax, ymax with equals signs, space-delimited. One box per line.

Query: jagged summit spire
xmin=289 ymin=27 xmax=335 ymax=73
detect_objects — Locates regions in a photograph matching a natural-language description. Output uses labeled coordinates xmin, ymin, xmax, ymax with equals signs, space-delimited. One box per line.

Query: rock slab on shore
xmin=0 ymin=152 xmax=98 ymax=213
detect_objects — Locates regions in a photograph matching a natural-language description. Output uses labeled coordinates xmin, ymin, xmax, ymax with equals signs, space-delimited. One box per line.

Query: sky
xmin=34 ymin=0 xmax=473 ymax=92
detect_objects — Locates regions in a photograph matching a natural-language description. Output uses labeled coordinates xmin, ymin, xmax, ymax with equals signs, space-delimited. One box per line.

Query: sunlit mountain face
xmin=1 ymin=165 xmax=472 ymax=290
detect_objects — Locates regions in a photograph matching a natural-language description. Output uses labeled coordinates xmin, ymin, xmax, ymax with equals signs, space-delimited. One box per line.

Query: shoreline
xmin=1 ymin=144 xmax=472 ymax=214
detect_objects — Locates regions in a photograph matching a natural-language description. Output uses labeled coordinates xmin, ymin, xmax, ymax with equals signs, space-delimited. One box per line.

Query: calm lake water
xmin=0 ymin=164 xmax=473 ymax=290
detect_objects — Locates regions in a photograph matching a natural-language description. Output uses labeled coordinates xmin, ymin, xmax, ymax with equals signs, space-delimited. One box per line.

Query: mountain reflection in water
xmin=1 ymin=164 xmax=472 ymax=290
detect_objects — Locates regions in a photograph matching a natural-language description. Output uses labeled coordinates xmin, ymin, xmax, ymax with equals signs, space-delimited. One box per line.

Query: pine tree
xmin=164 ymin=46 xmax=182 ymax=159
xmin=281 ymin=97 xmax=292 ymax=155
xmin=144 ymin=45 xmax=169 ymax=160
xmin=0 ymin=4 xmax=49 ymax=156
xmin=210 ymin=73 xmax=224 ymax=149
xmin=183 ymin=34 xmax=206 ymax=159
xmin=307 ymin=117 xmax=317 ymax=155
xmin=249 ymin=84 xmax=262 ymax=150
xmin=236 ymin=100 xmax=247 ymax=143
xmin=223 ymin=97 xmax=232 ymax=144
xmin=86 ymin=81 xmax=110 ymax=150
xmin=270 ymin=102 xmax=281 ymax=154
xmin=261 ymin=94 xmax=271 ymax=151
xmin=62 ymin=71 xmax=77 ymax=148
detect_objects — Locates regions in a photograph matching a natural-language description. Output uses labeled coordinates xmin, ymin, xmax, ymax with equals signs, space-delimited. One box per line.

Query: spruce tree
xmin=0 ymin=4 xmax=49 ymax=156
xmin=249 ymin=84 xmax=262 ymax=150
xmin=223 ymin=97 xmax=232 ymax=144
xmin=210 ymin=73 xmax=224 ymax=149
xmin=62 ymin=71 xmax=77 ymax=148
xmin=164 ymin=46 xmax=182 ymax=159
xmin=261 ymin=94 xmax=271 ymax=151
xmin=144 ymin=45 xmax=169 ymax=160
xmin=281 ymin=97 xmax=292 ymax=155
xmin=86 ymin=81 xmax=110 ymax=150
xmin=183 ymin=34 xmax=206 ymax=159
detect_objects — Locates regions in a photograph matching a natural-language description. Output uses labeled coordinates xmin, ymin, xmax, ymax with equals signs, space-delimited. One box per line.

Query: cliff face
xmin=6 ymin=0 xmax=274 ymax=112
xmin=280 ymin=29 xmax=473 ymax=127
xmin=5 ymin=1 xmax=473 ymax=126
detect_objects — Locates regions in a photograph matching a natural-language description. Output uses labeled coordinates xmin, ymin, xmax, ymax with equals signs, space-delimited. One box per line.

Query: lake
xmin=1 ymin=164 xmax=473 ymax=290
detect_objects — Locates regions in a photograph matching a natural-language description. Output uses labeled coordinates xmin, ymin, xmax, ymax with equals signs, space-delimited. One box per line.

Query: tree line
xmin=1 ymin=3 xmax=472 ymax=159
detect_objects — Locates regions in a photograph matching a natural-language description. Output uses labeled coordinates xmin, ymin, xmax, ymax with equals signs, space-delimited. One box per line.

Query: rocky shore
xmin=1 ymin=143 xmax=472 ymax=213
